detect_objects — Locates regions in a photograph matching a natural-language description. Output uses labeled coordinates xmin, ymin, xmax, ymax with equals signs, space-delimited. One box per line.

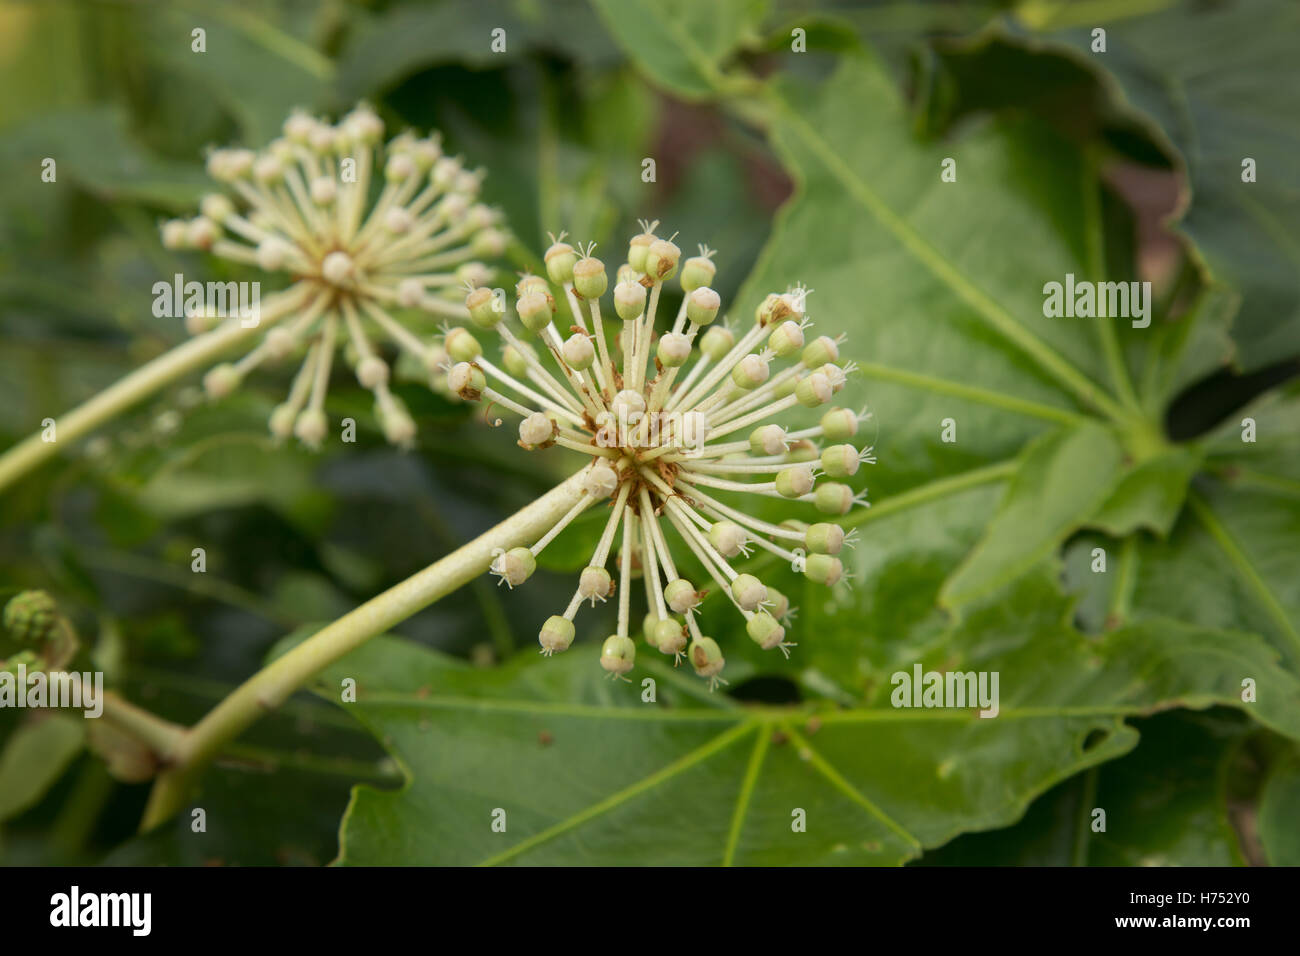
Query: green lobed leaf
xmin=588 ymin=0 xmax=769 ymax=99
xmin=922 ymin=710 xmax=1252 ymax=866
xmin=940 ymin=423 xmax=1123 ymax=608
xmin=1016 ymin=0 xmax=1300 ymax=369
xmin=1125 ymin=384 xmax=1300 ymax=670
xmin=323 ymin=565 xmax=1300 ymax=864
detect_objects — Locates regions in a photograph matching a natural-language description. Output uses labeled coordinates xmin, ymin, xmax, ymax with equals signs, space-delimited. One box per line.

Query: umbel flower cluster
xmin=449 ymin=224 xmax=871 ymax=689
xmin=161 ymin=104 xmax=507 ymax=447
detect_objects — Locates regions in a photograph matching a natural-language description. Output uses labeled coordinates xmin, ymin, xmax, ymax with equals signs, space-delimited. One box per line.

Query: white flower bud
xmin=253 ymin=154 xmax=284 ymax=185
xmin=161 ymin=219 xmax=189 ymax=250
xmin=309 ymin=176 xmax=337 ymax=205
xmin=256 ymin=237 xmax=293 ymax=272
xmin=518 ymin=412 xmax=555 ymax=448
xmin=263 ymin=327 xmax=295 ymax=360
xmin=199 ymin=194 xmax=234 ymax=224
xmin=321 ymin=251 xmax=354 ymax=286
xmin=384 ymin=207 xmax=413 ymax=234
xmin=294 ymin=408 xmax=328 ymax=448
xmin=584 ymin=461 xmax=619 ymax=498
xmin=357 ymin=356 xmax=389 ymax=388
xmin=187 ymin=216 xmax=219 ymax=250
xmin=397 ymin=278 xmax=425 ymax=309
xmin=203 ymin=363 xmax=241 ymax=399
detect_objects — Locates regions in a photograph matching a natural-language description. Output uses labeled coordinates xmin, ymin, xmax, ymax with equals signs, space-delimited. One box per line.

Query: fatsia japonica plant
xmin=1 ymin=0 xmax=1298 ymax=869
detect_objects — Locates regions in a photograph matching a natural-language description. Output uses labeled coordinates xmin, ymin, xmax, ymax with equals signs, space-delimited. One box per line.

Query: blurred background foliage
xmin=0 ymin=0 xmax=1296 ymax=865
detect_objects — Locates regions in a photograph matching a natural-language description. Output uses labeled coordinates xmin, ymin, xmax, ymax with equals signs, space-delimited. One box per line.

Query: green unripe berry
xmin=613 ymin=280 xmax=646 ymax=321
xmin=774 ymin=375 xmax=800 ymax=399
xmin=544 ymin=240 xmax=578 ymax=285
xmin=765 ymin=586 xmax=790 ymax=620
xmin=814 ymin=482 xmax=855 ymax=515
xmin=821 ymin=444 xmax=860 ymax=478
xmin=445 ymin=326 xmax=482 ymax=363
xmin=493 ymin=547 xmax=536 ymax=587
xmin=746 ymin=611 xmax=786 ymax=650
xmin=645 ymin=239 xmax=680 ymax=281
xmin=654 ymin=619 xmax=687 ymax=655
xmin=665 ymin=578 xmax=701 ymax=613
xmin=642 ymin=613 xmax=660 ymax=649
xmin=503 ymin=342 xmax=534 ymax=378
xmin=775 ymin=465 xmax=815 ymax=498
xmin=707 ymin=521 xmax=747 ymax=558
xmin=821 ymin=407 xmax=858 ymax=441
xmin=466 ymin=287 xmax=503 ymax=329
xmin=573 ymin=257 xmax=607 ymax=299
xmin=680 ymin=254 xmax=716 ymax=292
xmin=627 ymin=231 xmax=655 ymax=273
xmin=804 ymin=553 xmax=844 ymax=587
xmin=730 ymin=573 xmax=767 ymax=611
xmin=699 ymin=325 xmax=735 ymax=361
xmin=795 ymin=371 xmax=833 ymax=408
xmin=730 ymin=353 xmax=770 ymax=390
xmin=539 ymin=615 xmax=575 ymax=655
xmin=756 ymin=292 xmax=798 ymax=326
xmin=448 ymin=362 xmax=485 ymax=401
xmin=802 ymin=335 xmax=840 ymax=368
xmin=600 ymin=634 xmax=636 ymax=676
xmin=750 ymin=424 xmax=787 ymax=455
xmin=805 ymin=522 xmax=845 ymax=555
xmin=579 ymin=566 xmax=612 ymax=602
xmin=818 ymin=362 xmax=848 ymax=393
xmin=689 ymin=636 xmax=725 ymax=679
xmin=3 ymin=591 xmax=58 ymax=646
xmin=516 ymin=291 xmax=554 ymax=332
xmin=516 ymin=274 xmax=549 ymax=299
xmin=686 ymin=287 xmax=721 ymax=326
xmin=657 ymin=332 xmax=692 ymax=367
xmin=562 ymin=333 xmax=596 ymax=370
xmin=768 ymin=320 xmax=805 ymax=358
xmin=785 ymin=439 xmax=819 ymax=463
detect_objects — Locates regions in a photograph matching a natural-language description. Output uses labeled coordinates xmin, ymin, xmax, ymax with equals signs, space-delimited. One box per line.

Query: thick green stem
xmin=0 ymin=286 xmax=310 ymax=495
xmin=140 ymin=468 xmax=590 ymax=831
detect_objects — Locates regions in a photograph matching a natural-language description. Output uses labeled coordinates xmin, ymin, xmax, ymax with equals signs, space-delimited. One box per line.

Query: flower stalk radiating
xmin=449 ymin=223 xmax=872 ymax=688
xmin=162 ymin=104 xmax=507 ymax=447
